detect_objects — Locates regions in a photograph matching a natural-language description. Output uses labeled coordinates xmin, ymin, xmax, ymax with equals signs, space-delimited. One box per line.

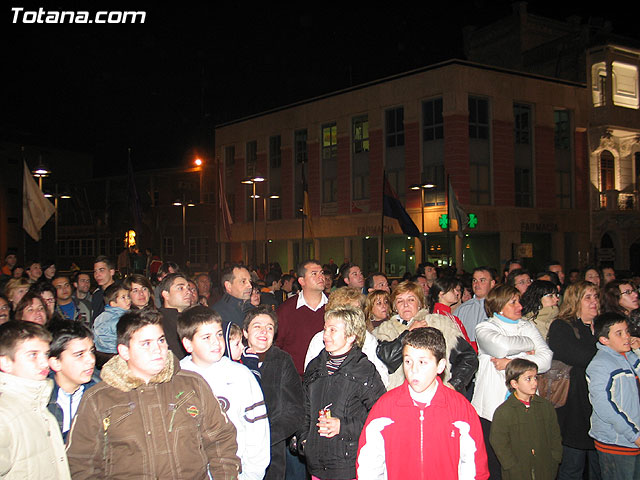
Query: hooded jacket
xmin=0 ymin=372 xmax=71 ymax=480
xmin=66 ymin=353 xmax=240 ymax=479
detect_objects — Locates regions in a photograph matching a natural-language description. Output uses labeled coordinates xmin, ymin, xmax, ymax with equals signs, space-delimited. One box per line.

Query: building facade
xmin=215 ymin=60 xmax=591 ymax=274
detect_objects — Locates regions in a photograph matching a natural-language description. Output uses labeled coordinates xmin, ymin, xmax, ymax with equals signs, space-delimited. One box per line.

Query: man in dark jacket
xmin=213 ymin=264 xmax=254 ymax=326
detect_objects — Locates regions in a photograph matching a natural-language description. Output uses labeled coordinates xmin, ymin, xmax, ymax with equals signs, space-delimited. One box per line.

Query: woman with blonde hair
xmin=547 ymin=281 xmax=602 ymax=480
xmin=4 ymin=277 xmax=30 ymax=317
xmin=364 ymin=289 xmax=390 ymax=331
xmin=375 ymin=280 xmax=477 ymax=391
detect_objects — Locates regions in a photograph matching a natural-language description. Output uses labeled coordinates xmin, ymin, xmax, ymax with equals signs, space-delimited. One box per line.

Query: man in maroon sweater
xmin=275 ymin=260 xmax=327 ymax=376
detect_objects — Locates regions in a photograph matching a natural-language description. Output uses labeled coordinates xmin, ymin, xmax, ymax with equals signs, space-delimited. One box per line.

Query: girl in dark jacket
xmin=301 ymin=306 xmax=385 ymax=480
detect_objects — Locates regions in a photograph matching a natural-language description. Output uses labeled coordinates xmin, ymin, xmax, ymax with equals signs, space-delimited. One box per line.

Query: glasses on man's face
xmin=516 ymin=278 xmax=532 ymax=286
xmin=621 ymin=289 xmax=637 ymax=296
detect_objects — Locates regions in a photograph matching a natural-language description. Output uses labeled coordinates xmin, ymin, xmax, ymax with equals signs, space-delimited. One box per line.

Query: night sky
xmin=4 ymin=1 xmax=639 ymax=176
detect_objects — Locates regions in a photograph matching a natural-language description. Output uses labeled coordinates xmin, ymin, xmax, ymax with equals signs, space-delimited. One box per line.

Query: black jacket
xmin=301 ymin=347 xmax=385 ymax=479
xmin=547 ymin=317 xmax=597 ymax=449
xmin=212 ymin=292 xmax=254 ymax=327
xmin=377 ymin=329 xmax=478 ymax=394
xmin=260 ymin=346 xmax=304 ymax=480
xmin=159 ymin=307 xmax=187 ymax=360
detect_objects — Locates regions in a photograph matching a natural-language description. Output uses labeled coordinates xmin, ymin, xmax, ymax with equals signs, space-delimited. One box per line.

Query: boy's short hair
xmin=228 ymin=322 xmax=242 ymax=339
xmin=177 ymin=305 xmax=222 ymax=341
xmin=0 ymin=320 xmax=52 ymax=359
xmin=505 ymin=358 xmax=538 ymax=392
xmin=116 ymin=309 xmax=163 ymax=347
xmin=594 ymin=312 xmax=628 ymax=341
xmin=48 ymin=320 xmax=94 ymax=358
xmin=243 ymin=305 xmax=278 ymax=334
xmin=159 ymin=272 xmax=188 ymax=295
xmin=297 ymin=260 xmax=322 ymax=279
xmin=402 ymin=327 xmax=446 ymax=363
xmin=324 ymin=306 xmax=367 ymax=348
xmin=104 ymin=282 xmax=128 ymax=305
xmin=94 ymin=255 xmax=114 ymax=270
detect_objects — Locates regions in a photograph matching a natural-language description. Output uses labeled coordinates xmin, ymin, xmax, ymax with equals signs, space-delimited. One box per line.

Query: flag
xmin=127 ymin=151 xmax=144 ymax=233
xmin=383 ymin=174 xmax=420 ymax=237
xmin=303 ymin=190 xmax=315 ymax=239
xmin=448 ymin=178 xmax=469 ymax=237
xmin=219 ymin=166 xmax=233 ymax=240
xmin=22 ymin=160 xmax=55 ymax=241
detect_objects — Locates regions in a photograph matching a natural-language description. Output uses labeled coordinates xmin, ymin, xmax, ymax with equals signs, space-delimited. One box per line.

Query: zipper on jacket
xmin=169 ymin=390 xmax=196 ymax=433
xmin=419 ymin=409 xmax=424 ymax=477
xmin=102 ymin=416 xmax=111 ymax=462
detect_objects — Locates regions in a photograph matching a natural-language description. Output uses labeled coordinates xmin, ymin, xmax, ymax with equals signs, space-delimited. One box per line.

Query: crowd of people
xmin=1 ymin=249 xmax=640 ymax=479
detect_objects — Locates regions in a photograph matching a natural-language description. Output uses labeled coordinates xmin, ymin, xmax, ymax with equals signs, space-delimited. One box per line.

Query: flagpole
xmin=380 ymin=171 xmax=385 ymax=273
xmin=446 ymin=173 xmax=452 ymax=267
xmin=301 ymin=161 xmax=305 ymax=262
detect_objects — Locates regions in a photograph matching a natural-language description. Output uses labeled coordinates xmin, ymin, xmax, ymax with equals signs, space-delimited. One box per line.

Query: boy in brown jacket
xmin=66 ymin=309 xmax=240 ymax=479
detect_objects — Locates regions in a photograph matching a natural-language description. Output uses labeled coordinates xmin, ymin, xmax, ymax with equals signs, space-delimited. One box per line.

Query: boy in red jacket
xmin=357 ymin=327 xmax=489 ymax=479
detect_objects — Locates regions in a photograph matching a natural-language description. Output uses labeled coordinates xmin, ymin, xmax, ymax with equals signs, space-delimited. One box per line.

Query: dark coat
xmin=301 ymin=347 xmax=385 ymax=479
xmin=212 ymin=293 xmax=254 ymax=327
xmin=490 ymin=393 xmax=563 ymax=480
xmin=46 ymin=372 xmax=97 ymax=442
xmin=159 ymin=307 xmax=187 ymax=360
xmin=260 ymin=346 xmax=304 ymax=480
xmin=547 ymin=317 xmax=597 ymax=449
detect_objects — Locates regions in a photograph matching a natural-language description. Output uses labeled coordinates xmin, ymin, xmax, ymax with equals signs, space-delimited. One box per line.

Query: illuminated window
xmin=322 ymin=123 xmax=338 ymax=204
xmin=592 ymin=61 xmax=639 ymax=109
xmin=352 ymin=116 xmax=369 ymax=201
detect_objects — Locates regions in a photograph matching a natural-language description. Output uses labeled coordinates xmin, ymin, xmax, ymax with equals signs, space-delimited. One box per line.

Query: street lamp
xmin=259 ymin=194 xmax=279 ymax=266
xmin=194 ymin=157 xmax=204 ymax=204
xmin=242 ymin=174 xmax=265 ymax=266
xmin=32 ymin=156 xmax=51 ymax=190
xmin=173 ymin=199 xmax=195 ymax=261
xmin=44 ymin=189 xmax=71 ymax=245
xmin=410 ymin=181 xmax=436 ymax=263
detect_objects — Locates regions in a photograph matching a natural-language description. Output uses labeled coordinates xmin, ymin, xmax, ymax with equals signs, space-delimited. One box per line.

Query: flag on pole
xmin=448 ymin=178 xmax=469 ymax=237
xmin=383 ymin=173 xmax=420 ymax=237
xmin=218 ymin=166 xmax=233 ymax=240
xmin=22 ymin=160 xmax=55 ymax=241
xmin=303 ymin=190 xmax=315 ymax=240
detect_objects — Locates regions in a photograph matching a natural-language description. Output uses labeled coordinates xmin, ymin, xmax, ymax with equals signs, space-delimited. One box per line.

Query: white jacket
xmin=304 ymin=330 xmax=389 ymax=388
xmin=472 ymin=315 xmax=552 ymax=421
xmin=180 ymin=356 xmax=270 ymax=480
xmin=0 ymin=372 xmax=71 ymax=480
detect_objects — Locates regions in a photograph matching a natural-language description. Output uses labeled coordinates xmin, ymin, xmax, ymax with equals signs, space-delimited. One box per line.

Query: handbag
xmin=537 ymin=359 xmax=571 ymax=408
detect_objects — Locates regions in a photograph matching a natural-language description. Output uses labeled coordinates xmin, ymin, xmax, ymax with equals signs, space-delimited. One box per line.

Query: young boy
xmin=47 ymin=320 xmax=98 ymax=440
xmin=178 ymin=305 xmax=270 ymax=480
xmin=357 ymin=327 xmax=489 ymax=479
xmin=66 ymin=309 xmax=240 ymax=479
xmin=92 ymin=282 xmax=131 ymax=353
xmin=224 ymin=321 xmax=244 ymax=361
xmin=0 ymin=321 xmax=71 ymax=479
xmin=490 ymin=358 xmax=562 ymax=479
xmin=587 ymin=312 xmax=640 ymax=478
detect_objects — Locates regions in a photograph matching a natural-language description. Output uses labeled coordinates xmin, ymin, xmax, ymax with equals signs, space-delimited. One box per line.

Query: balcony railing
xmin=599 ymin=191 xmax=637 ymax=211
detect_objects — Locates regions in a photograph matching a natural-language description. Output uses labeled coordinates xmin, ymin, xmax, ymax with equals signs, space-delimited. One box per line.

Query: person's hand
xmin=491 ymin=357 xmax=511 ymax=371
xmin=317 ymin=416 xmax=341 ymax=438
xmin=635 ymin=436 xmax=640 ymax=448
xmin=525 ymin=350 xmax=535 ymax=355
xmin=409 ymin=319 xmax=428 ymax=331
xmin=631 ymin=337 xmax=640 ymax=350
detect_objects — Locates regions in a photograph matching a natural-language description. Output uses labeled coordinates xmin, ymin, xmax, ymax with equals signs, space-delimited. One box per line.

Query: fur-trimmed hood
xmin=100 ymin=352 xmax=177 ymax=392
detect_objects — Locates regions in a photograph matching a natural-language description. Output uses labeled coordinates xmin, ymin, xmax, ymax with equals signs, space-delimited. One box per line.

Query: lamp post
xmin=195 ymin=157 xmax=204 ymax=204
xmin=32 ymin=156 xmax=51 ymax=190
xmin=261 ymin=194 xmax=279 ymax=266
xmin=44 ymin=188 xmax=71 ymax=245
xmin=409 ymin=181 xmax=435 ymax=264
xmin=242 ymin=174 xmax=265 ymax=266
xmin=173 ymin=199 xmax=195 ymax=264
